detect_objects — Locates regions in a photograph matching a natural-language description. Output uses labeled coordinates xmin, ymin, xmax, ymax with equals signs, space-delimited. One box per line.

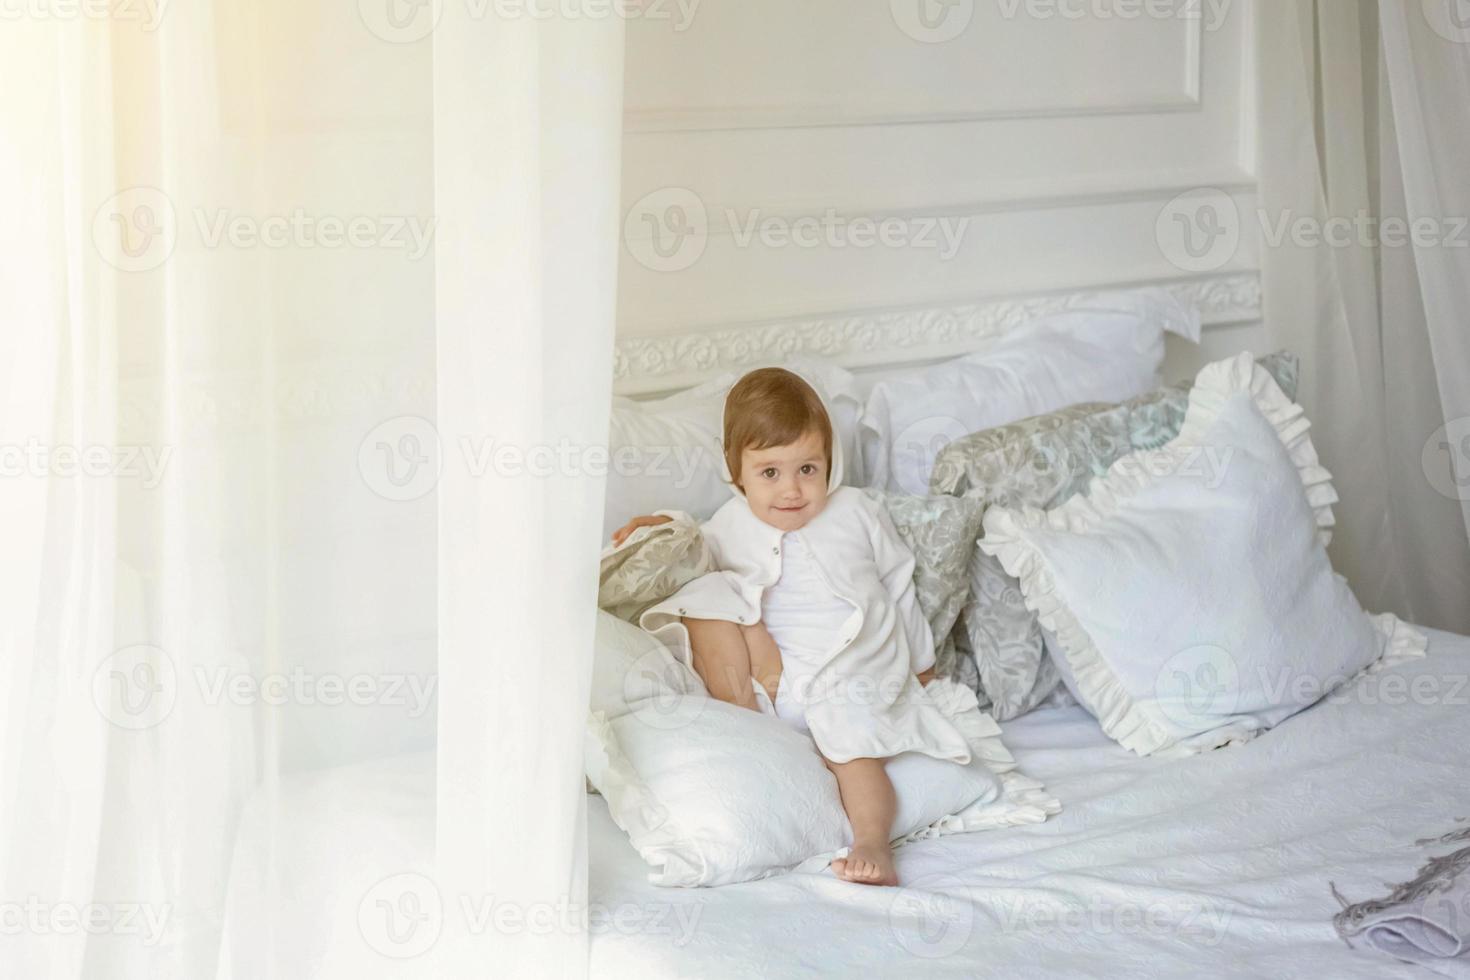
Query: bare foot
xmin=831 ymin=842 xmax=898 ymax=886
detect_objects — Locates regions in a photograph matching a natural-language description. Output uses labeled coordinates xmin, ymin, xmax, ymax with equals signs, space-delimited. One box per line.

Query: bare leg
xmin=826 ymin=757 xmax=899 ymax=886
xmin=741 ymin=622 xmax=783 ymax=704
xmin=683 ymin=617 xmax=758 ymax=710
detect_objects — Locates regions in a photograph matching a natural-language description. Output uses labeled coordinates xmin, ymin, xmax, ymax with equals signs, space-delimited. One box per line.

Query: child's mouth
xmin=774 ymin=503 xmax=806 ymax=512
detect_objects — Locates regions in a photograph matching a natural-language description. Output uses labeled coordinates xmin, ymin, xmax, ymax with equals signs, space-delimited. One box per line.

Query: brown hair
xmin=722 ymin=368 xmax=832 ymax=489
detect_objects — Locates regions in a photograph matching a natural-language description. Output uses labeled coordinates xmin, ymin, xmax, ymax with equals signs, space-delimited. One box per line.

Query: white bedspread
xmin=588 ymin=627 xmax=1470 ymax=979
xmin=218 ymin=628 xmax=1470 ymax=979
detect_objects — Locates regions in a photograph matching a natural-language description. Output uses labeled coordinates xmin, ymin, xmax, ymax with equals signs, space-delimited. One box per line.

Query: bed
xmin=218 ymin=626 xmax=1470 ymax=979
xmin=585 ymin=627 xmax=1470 ymax=979
xmin=216 ymin=296 xmax=1467 ymax=977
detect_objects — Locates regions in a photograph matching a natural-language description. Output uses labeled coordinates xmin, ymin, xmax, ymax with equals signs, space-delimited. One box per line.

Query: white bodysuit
xmin=758 ymin=531 xmax=858 ymax=732
xmin=638 ymin=382 xmax=970 ymax=766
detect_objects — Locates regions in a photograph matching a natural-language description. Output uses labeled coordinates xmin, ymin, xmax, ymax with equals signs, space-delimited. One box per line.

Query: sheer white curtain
xmin=434 ymin=7 xmax=623 ymax=979
xmin=1 ymin=5 xmax=621 ymax=978
xmin=1254 ymin=0 xmax=1470 ymax=633
xmin=1378 ymin=1 xmax=1470 ymax=620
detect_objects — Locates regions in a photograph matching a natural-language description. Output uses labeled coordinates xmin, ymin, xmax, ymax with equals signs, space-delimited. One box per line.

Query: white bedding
xmin=588 ymin=627 xmax=1470 ymax=979
xmin=219 ymin=628 xmax=1470 ymax=979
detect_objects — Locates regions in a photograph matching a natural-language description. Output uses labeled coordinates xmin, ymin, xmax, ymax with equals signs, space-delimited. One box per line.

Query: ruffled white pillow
xmin=980 ymin=352 xmax=1427 ymax=757
xmin=586 ymin=612 xmax=1059 ymax=886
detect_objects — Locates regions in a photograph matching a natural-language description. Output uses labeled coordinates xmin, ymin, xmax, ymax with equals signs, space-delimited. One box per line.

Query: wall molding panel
xmin=616 ymin=3 xmax=1261 ymax=395
xmin=613 ymin=272 xmax=1261 ymax=396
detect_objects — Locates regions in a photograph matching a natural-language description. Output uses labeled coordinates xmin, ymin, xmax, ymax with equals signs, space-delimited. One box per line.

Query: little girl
xmin=612 ymin=368 xmax=971 ymax=886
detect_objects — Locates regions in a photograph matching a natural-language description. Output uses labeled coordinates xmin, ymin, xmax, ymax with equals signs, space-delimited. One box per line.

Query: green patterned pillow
xmin=930 ymin=352 xmax=1300 ymax=720
xmin=862 ymin=490 xmax=987 ymax=686
xmin=599 ymin=519 xmax=714 ymax=624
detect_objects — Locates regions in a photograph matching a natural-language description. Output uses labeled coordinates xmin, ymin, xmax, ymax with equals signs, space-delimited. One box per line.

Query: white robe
xmin=639 ymin=387 xmax=972 ymax=767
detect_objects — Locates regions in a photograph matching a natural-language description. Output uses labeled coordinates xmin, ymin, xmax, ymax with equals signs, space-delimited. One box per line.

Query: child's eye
xmin=762 ymin=467 xmax=778 ymax=479
xmin=800 ymin=464 xmax=817 ymax=476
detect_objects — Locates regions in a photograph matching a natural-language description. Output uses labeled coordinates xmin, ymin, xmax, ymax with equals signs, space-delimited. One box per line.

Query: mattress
xmin=587 ymin=627 xmax=1470 ymax=979
xmin=218 ymin=627 xmax=1470 ymax=979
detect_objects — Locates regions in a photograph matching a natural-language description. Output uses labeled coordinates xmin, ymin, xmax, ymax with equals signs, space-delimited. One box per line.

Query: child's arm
xmin=610 ymin=513 xmax=673 ymax=547
xmin=866 ymin=500 xmax=938 ymax=678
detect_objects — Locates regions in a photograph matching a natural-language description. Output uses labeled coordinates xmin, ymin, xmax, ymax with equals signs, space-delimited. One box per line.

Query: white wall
xmin=615 ymin=0 xmax=1264 ymax=392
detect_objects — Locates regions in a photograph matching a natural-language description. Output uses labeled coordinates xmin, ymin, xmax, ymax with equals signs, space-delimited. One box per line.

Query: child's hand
xmin=611 ymin=514 xmax=674 ymax=547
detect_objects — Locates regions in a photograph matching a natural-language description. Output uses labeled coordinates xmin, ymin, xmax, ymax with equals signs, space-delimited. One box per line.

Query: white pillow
xmin=980 ymin=353 xmax=1428 ymax=757
xmin=602 ymin=358 xmax=863 ymax=542
xmin=861 ymin=289 xmax=1200 ymax=495
xmin=585 ymin=612 xmax=1058 ymax=886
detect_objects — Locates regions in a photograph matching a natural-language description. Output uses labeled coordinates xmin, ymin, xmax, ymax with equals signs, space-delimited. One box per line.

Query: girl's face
xmin=738 ymin=428 xmax=830 ymax=532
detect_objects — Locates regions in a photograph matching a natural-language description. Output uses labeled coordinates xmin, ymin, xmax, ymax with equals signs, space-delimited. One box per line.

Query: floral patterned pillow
xmin=599 ymin=520 xmax=714 ymax=624
xmin=597 ymin=493 xmax=986 ymax=682
xmin=862 ymin=490 xmax=987 ymax=688
xmin=930 ymin=352 xmax=1300 ymax=720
